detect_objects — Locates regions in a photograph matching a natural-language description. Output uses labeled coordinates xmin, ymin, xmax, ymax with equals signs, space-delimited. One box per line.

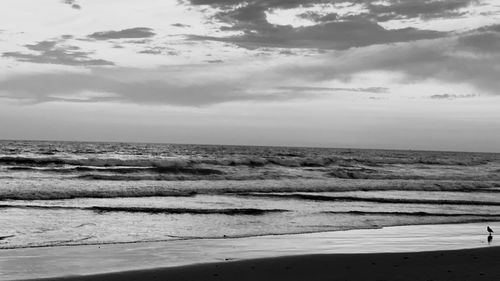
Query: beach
xmin=1 ymin=142 xmax=499 ymax=280
xmin=43 ymin=247 xmax=500 ymax=281
xmin=2 ymin=0 xmax=500 ymax=279
xmin=2 ymin=222 xmax=498 ymax=280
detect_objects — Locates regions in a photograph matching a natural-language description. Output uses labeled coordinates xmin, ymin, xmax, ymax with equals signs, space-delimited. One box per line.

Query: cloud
xmin=138 ymin=49 xmax=163 ymax=55
xmin=138 ymin=47 xmax=178 ymax=55
xmin=272 ymin=27 xmax=500 ymax=95
xmin=2 ymin=40 xmax=114 ymax=66
xmin=189 ymin=0 xmax=478 ymax=22
xmin=297 ymin=11 xmax=338 ymax=23
xmin=277 ymin=86 xmax=389 ymax=93
xmin=88 ymin=27 xmax=156 ymax=40
xmin=171 ymin=23 xmax=191 ymax=28
xmin=124 ymin=39 xmax=151 ymax=44
xmin=205 ymin=59 xmax=224 ymax=63
xmin=2 ymin=23 xmax=499 ymax=107
xmin=457 ymin=29 xmax=500 ymax=54
xmin=62 ymin=0 xmax=81 ymax=10
xmin=0 ymin=66 xmax=323 ymax=106
xmin=187 ymin=0 xmax=447 ymax=50
xmin=365 ymin=0 xmax=475 ymax=21
xmin=429 ymin=94 xmax=477 ymax=99
xmin=190 ymin=19 xmax=445 ymax=50
xmin=293 ymin=0 xmax=475 ymax=24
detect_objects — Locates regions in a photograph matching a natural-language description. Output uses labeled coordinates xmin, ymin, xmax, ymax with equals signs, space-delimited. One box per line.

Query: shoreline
xmin=39 ymin=246 xmax=500 ymax=281
xmin=1 ymin=218 xmax=495 ymax=251
xmin=1 ymin=221 xmax=498 ymax=280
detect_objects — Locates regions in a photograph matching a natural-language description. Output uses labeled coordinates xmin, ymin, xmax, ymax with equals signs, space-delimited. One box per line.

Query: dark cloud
xmin=365 ymin=0 xmax=475 ymax=21
xmin=138 ymin=47 xmax=178 ymax=55
xmin=2 ymin=22 xmax=499 ymax=107
xmin=294 ymin=0 xmax=474 ymax=23
xmin=273 ymin=27 xmax=500 ymax=95
xmin=187 ymin=0 xmax=448 ymax=50
xmin=188 ymin=0 xmax=477 ymax=22
xmin=88 ymin=27 xmax=156 ymax=40
xmin=190 ymin=19 xmax=445 ymax=50
xmin=62 ymin=0 xmax=81 ymax=10
xmin=138 ymin=49 xmax=163 ymax=55
xmin=189 ymin=0 xmax=332 ymax=10
xmin=2 ymin=41 xmax=113 ymax=66
xmin=124 ymin=39 xmax=151 ymax=44
xmin=430 ymin=94 xmax=476 ymax=99
xmin=205 ymin=59 xmax=224 ymax=63
xmin=483 ymin=24 xmax=500 ymax=33
xmin=171 ymin=23 xmax=191 ymax=28
xmin=457 ymin=31 xmax=500 ymax=54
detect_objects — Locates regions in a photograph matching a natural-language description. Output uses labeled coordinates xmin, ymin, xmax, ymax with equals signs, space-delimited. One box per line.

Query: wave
xmin=0 ymin=190 xmax=197 ymax=200
xmin=75 ymin=173 xmax=234 ymax=181
xmin=8 ymin=166 xmax=224 ymax=176
xmin=2 ymin=153 xmax=493 ymax=171
xmin=2 ymin=178 xmax=500 ymax=201
xmin=90 ymin=206 xmax=286 ymax=215
xmin=9 ymin=164 xmax=500 ymax=182
xmin=0 ymin=155 xmax=341 ymax=168
xmin=0 ymin=204 xmax=286 ymax=215
xmin=0 ymin=235 xmax=15 ymax=241
xmin=2 ymin=203 xmax=498 ymax=218
xmin=239 ymin=193 xmax=500 ymax=206
xmin=351 ymin=157 xmax=491 ymax=166
xmin=323 ymin=210 xmax=500 ymax=217
xmin=0 ymin=156 xmax=195 ymax=168
xmin=326 ymin=167 xmax=500 ymax=181
xmin=0 ymin=155 xmax=313 ymax=168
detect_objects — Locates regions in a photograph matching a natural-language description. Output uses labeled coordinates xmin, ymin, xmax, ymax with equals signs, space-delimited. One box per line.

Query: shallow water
xmin=0 ymin=140 xmax=499 ymax=249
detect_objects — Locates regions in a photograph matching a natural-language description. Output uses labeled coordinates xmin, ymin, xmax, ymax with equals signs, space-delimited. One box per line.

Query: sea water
xmin=0 ymin=140 xmax=499 ymax=249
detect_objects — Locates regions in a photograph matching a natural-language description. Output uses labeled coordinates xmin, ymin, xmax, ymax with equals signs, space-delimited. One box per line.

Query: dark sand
xmin=38 ymin=246 xmax=500 ymax=281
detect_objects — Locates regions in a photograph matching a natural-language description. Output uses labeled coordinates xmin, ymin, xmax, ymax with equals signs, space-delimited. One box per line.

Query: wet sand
xmin=43 ymin=246 xmax=500 ymax=281
xmin=3 ymin=222 xmax=498 ymax=280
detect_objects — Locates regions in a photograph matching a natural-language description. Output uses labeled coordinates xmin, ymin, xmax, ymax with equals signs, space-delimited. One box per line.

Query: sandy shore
xmin=2 ymin=222 xmax=498 ymax=280
xmin=41 ymin=246 xmax=500 ymax=281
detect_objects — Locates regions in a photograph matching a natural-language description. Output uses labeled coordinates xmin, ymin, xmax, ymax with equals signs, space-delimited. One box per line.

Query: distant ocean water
xmin=0 ymin=140 xmax=499 ymax=249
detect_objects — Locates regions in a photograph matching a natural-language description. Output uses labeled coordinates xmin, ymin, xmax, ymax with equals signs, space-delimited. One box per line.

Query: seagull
xmin=487 ymin=226 xmax=494 ymax=234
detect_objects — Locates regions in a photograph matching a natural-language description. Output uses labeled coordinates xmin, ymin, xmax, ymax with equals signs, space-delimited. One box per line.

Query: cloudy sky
xmin=1 ymin=0 xmax=500 ymax=152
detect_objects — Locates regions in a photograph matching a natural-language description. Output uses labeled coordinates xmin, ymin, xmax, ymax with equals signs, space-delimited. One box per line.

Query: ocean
xmin=0 ymin=140 xmax=499 ymax=249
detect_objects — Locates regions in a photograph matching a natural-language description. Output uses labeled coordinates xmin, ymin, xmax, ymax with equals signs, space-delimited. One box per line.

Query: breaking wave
xmin=326 ymin=167 xmax=500 ymax=181
xmin=7 ymin=166 xmax=224 ymax=175
xmin=75 ymin=173 xmax=229 ymax=181
xmin=0 ymin=204 xmax=286 ymax=215
xmin=2 ymin=178 xmax=500 ymax=201
xmin=0 ymin=155 xmax=331 ymax=168
xmin=0 ymin=189 xmax=198 ymax=201
xmin=240 ymin=193 xmax=500 ymax=206
xmin=0 ymin=153 xmax=494 ymax=169
xmin=323 ymin=210 xmax=500 ymax=217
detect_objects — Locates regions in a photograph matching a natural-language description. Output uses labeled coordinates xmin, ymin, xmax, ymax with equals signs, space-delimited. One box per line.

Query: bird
xmin=487 ymin=226 xmax=494 ymax=234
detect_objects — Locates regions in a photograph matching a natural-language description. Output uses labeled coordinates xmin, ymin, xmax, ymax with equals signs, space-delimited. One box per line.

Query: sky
xmin=1 ymin=0 xmax=500 ymax=152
